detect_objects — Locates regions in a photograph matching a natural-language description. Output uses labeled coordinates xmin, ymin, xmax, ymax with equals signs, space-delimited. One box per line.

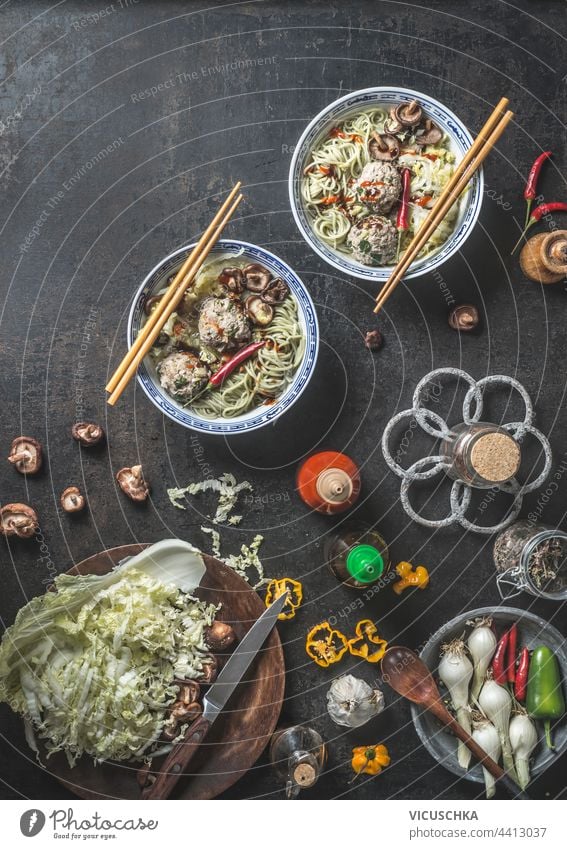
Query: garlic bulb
xmin=326 ymin=675 xmax=384 ymax=728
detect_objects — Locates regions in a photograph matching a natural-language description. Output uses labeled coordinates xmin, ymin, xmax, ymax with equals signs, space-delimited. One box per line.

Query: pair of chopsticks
xmin=373 ymin=97 xmax=513 ymax=315
xmin=105 ymin=182 xmax=243 ymax=406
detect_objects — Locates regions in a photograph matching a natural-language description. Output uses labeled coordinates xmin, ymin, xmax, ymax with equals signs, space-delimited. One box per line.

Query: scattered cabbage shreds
xmin=0 ymin=564 xmax=217 ymax=767
xmin=201 ymin=527 xmax=267 ymax=588
xmin=167 ymin=473 xmax=252 ymax=525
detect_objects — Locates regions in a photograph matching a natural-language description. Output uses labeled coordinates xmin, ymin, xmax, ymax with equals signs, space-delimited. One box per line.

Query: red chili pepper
xmin=209 ymin=341 xmax=265 ymax=387
xmin=318 ymin=195 xmax=340 ymax=205
xmin=512 ymin=201 xmax=567 ymax=254
xmin=506 ymin=623 xmax=518 ymax=684
xmin=524 ymin=151 xmax=552 ymax=226
xmin=514 ymin=647 xmax=530 ymax=702
xmin=492 ymin=630 xmax=509 ymax=685
xmin=395 ymin=168 xmax=412 ymax=261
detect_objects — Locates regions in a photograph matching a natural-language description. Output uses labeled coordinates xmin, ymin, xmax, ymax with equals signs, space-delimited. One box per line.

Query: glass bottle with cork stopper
xmin=269 ymin=726 xmax=326 ymax=799
xmin=296 ymin=450 xmax=361 ymax=514
xmin=440 ymin=422 xmax=521 ymax=489
xmin=324 ymin=521 xmax=390 ymax=589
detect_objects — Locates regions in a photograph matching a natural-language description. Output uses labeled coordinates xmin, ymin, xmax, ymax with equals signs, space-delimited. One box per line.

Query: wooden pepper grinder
xmin=519 ymin=230 xmax=567 ymax=284
xmin=296 ymin=450 xmax=361 ymax=514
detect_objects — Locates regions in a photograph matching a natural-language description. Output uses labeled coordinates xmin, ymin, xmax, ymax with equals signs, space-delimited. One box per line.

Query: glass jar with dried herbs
xmin=493 ymin=521 xmax=567 ymax=600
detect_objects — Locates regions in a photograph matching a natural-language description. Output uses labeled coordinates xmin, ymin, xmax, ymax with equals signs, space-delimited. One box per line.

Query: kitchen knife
xmin=140 ymin=591 xmax=288 ymax=799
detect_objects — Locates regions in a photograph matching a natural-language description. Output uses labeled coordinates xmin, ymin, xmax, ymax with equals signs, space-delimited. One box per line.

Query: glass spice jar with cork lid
xmin=269 ymin=725 xmax=327 ymax=799
xmin=440 ymin=422 xmax=521 ymax=489
xmin=493 ymin=520 xmax=567 ymax=600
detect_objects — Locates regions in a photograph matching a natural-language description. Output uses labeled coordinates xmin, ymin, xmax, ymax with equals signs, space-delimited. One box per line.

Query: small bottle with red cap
xmin=296 ymin=450 xmax=361 ymax=515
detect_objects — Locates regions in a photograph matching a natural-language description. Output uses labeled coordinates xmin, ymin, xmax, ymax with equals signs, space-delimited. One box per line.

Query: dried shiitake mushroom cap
xmin=116 ymin=465 xmax=150 ymax=501
xmin=72 ymin=422 xmax=105 ymax=446
xmin=364 ymin=329 xmax=384 ymax=351
xmin=369 ymin=132 xmax=400 ymax=161
xmin=395 ymin=100 xmax=423 ymax=127
xmin=205 ymin=621 xmax=237 ymax=651
xmin=218 ymin=267 xmax=245 ymax=293
xmin=244 ymin=263 xmax=272 ymax=293
xmin=0 ymin=503 xmax=38 ymax=538
xmin=7 ymin=437 xmax=43 ymax=475
xmin=60 ymin=486 xmax=86 ymax=513
xmin=262 ymin=278 xmax=289 ymax=304
xmin=385 ymin=107 xmax=404 ymax=135
xmin=415 ymin=119 xmax=443 ymax=147
xmin=176 ymin=680 xmax=201 ymax=705
xmin=246 ymin=296 xmax=274 ymax=327
xmin=170 ymin=700 xmax=202 ymax=723
xmin=448 ymin=304 xmax=480 ymax=332
xmin=199 ymin=655 xmax=218 ymax=684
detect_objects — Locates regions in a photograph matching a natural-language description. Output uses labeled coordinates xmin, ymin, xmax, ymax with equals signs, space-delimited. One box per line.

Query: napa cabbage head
xmin=0 ymin=543 xmax=216 ymax=766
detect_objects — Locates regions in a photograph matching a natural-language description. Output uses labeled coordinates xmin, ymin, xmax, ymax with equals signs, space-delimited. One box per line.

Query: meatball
xmin=353 ymin=162 xmax=401 ymax=213
xmin=198 ymin=296 xmax=251 ymax=352
xmin=158 ymin=352 xmax=210 ymax=403
xmin=347 ymin=215 xmax=398 ymax=266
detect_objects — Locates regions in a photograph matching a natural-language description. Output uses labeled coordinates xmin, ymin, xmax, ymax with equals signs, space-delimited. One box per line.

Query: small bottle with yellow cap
xmin=324 ymin=522 xmax=391 ymax=589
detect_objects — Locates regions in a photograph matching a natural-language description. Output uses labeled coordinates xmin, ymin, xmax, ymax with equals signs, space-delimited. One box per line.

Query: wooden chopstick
xmin=106 ymin=191 xmax=243 ymax=406
xmin=106 ymin=182 xmax=242 ymax=395
xmin=373 ymin=99 xmax=512 ymax=315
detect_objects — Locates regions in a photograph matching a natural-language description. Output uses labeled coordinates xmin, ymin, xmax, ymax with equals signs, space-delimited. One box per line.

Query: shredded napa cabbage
xmin=0 ymin=559 xmax=217 ymax=766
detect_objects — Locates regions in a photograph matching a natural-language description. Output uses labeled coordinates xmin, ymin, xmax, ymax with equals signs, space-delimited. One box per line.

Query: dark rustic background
xmin=1 ymin=0 xmax=566 ymax=800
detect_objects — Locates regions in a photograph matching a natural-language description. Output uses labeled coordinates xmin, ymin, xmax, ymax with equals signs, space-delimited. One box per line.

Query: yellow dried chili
xmin=265 ymin=577 xmax=303 ymax=620
xmin=348 ymin=619 xmax=388 ymax=663
xmin=392 ymin=561 xmax=430 ymax=595
xmin=351 ymin=744 xmax=390 ymax=777
xmin=305 ymin=621 xmax=349 ymax=668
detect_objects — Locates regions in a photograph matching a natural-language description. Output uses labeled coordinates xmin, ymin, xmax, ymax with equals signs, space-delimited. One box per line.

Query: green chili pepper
xmin=526 ymin=646 xmax=565 ymax=749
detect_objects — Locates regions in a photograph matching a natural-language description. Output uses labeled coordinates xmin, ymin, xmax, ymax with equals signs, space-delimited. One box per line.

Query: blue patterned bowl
xmin=289 ymin=87 xmax=483 ymax=282
xmin=128 ymin=240 xmax=319 ymax=434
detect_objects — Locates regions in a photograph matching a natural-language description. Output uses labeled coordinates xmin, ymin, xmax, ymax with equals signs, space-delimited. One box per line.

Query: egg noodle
xmin=301 ymin=107 xmax=460 ymax=261
xmin=191 ymin=296 xmax=304 ymax=419
xmin=149 ymin=254 xmax=305 ymax=419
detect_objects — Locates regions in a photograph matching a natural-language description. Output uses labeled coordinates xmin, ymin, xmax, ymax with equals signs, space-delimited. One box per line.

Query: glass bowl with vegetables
xmin=289 ymin=87 xmax=484 ymax=283
xmin=411 ymin=607 xmax=567 ymax=791
xmin=128 ymin=240 xmax=319 ymax=434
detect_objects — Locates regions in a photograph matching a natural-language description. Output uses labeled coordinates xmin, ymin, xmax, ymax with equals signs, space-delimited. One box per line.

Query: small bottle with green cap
xmin=324 ymin=522 xmax=390 ymax=589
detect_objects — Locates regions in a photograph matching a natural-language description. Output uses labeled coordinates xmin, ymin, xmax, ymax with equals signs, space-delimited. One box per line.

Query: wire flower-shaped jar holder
xmin=381 ymin=368 xmax=552 ymax=534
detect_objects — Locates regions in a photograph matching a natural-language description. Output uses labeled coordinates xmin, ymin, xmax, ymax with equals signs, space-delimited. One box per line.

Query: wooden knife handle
xmin=140 ymin=715 xmax=211 ymax=800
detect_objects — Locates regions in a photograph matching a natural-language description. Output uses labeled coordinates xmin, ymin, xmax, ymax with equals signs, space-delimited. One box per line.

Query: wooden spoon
xmin=381 ymin=645 xmax=528 ymax=799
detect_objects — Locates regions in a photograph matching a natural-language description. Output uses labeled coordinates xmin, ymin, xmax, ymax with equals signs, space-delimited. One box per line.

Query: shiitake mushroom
xmin=205 ymin=621 xmax=236 ymax=651
xmin=246 ymin=296 xmax=274 ymax=327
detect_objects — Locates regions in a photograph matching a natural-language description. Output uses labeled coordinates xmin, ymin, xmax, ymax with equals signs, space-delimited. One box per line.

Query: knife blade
xmin=202 ymin=591 xmax=287 ymax=722
xmin=140 ymin=592 xmax=287 ymax=799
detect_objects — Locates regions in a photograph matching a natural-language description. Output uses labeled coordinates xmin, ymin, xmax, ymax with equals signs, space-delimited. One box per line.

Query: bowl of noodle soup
xmin=289 ymin=87 xmax=483 ymax=282
xmin=128 ymin=240 xmax=319 ymax=434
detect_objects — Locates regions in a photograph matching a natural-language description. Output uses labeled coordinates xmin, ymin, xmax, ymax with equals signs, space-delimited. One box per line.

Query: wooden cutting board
xmin=45 ymin=543 xmax=285 ymax=800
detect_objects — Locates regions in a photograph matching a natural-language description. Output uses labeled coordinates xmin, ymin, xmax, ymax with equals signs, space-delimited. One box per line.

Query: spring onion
xmin=439 ymin=638 xmax=473 ymax=769
xmin=509 ymin=712 xmax=538 ymax=790
xmin=472 ymin=719 xmax=501 ymax=798
xmin=467 ymin=618 xmax=497 ymax=701
xmin=478 ymin=678 xmax=518 ymax=782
